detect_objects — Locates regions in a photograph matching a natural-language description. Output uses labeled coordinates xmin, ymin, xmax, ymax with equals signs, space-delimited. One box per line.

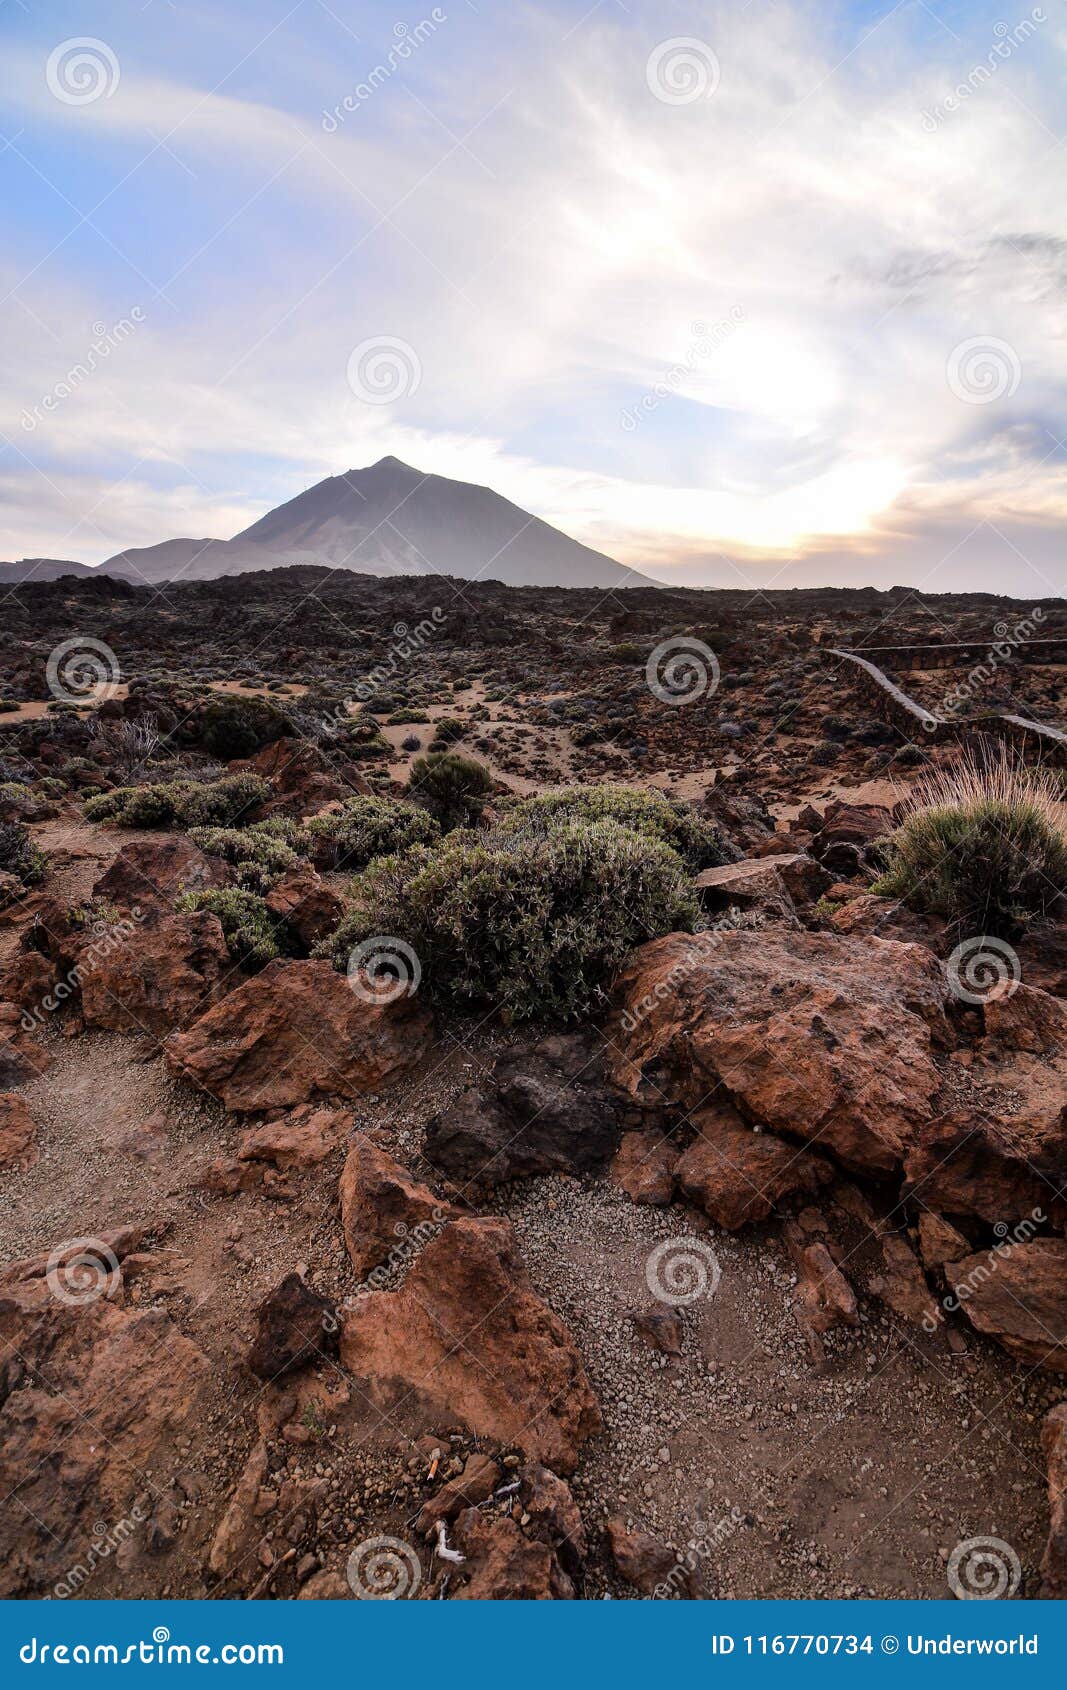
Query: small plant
xmin=494 ymin=784 xmax=730 ymax=872
xmin=429 ymin=715 xmax=466 ymax=750
xmin=303 ymin=795 xmax=439 ymax=871
xmin=409 ymin=752 xmax=493 ymax=828
xmin=318 ymin=818 xmax=699 ymax=1021
xmin=0 ymin=822 xmax=47 ymax=888
xmin=873 ymin=750 xmax=1067 ymax=936
xmin=178 ymin=887 xmax=285 ymax=971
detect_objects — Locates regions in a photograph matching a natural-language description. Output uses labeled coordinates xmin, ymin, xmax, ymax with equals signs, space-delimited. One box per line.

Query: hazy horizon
xmin=3 ymin=0 xmax=1065 ymax=598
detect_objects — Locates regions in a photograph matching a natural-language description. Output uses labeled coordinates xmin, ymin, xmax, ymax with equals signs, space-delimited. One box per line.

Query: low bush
xmin=198 ymin=694 xmax=291 ymax=760
xmin=0 ymin=821 xmax=47 ymax=888
xmin=187 ymin=825 xmax=297 ymax=891
xmin=409 ymin=752 xmax=493 ymax=828
xmin=493 ymin=784 xmax=729 ymax=871
xmin=178 ymin=887 xmax=285 ymax=971
xmin=84 ymin=772 xmax=269 ymax=829
xmin=303 ymin=795 xmax=439 ymax=871
xmin=873 ymin=752 xmax=1067 ymax=936
xmin=318 ymin=818 xmax=699 ymax=1021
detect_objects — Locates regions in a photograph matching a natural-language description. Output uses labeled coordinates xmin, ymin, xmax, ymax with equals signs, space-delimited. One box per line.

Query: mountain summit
xmin=97 ymin=459 xmax=645 ymax=589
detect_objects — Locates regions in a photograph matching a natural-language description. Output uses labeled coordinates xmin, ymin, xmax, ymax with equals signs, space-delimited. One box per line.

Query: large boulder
xmin=80 ymin=910 xmax=232 ymax=1038
xmin=92 ymin=836 xmax=230 ymax=914
xmin=610 ymin=930 xmax=951 ymax=1177
xmin=340 ymin=1216 xmax=601 ymax=1474
xmin=165 ymin=959 xmax=434 ymax=1112
xmin=425 ymin=1031 xmax=628 ymax=1187
xmin=945 ymin=1239 xmax=1067 ymax=1372
xmin=676 ymin=1105 xmax=833 ymax=1230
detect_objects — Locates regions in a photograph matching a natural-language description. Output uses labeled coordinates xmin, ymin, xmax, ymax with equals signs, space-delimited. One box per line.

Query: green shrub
xmin=429 ymin=715 xmax=466 ymax=749
xmin=409 ymin=752 xmax=493 ymax=828
xmin=873 ymin=753 xmax=1067 ymax=936
xmin=178 ymin=888 xmax=284 ymax=971
xmin=84 ymin=772 xmax=269 ymax=829
xmin=304 ymin=795 xmax=439 ymax=871
xmin=198 ymin=694 xmax=291 ymax=759
xmin=0 ymin=822 xmax=47 ymax=887
xmin=318 ymin=818 xmax=698 ymax=1022
xmin=494 ymin=785 xmax=729 ymax=871
xmin=187 ymin=825 xmax=297 ymax=891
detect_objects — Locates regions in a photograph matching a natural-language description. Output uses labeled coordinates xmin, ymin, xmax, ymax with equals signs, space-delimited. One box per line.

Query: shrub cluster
xmin=84 ymin=772 xmax=269 ymax=829
xmin=494 ymin=785 xmax=729 ymax=872
xmin=319 ymin=816 xmax=699 ymax=1021
xmin=409 ymin=752 xmax=493 ymax=829
xmin=0 ymin=821 xmax=47 ymax=891
xmin=197 ymin=694 xmax=291 ymax=760
xmin=303 ymin=795 xmax=440 ymax=871
xmin=178 ymin=887 xmax=285 ymax=971
xmin=187 ymin=825 xmax=297 ymax=891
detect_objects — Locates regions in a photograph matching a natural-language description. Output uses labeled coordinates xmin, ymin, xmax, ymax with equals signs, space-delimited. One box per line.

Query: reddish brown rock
xmin=676 ymin=1105 xmax=833 ymax=1230
xmin=918 ymin=1211 xmax=970 ymax=1271
xmin=93 ymin=836 xmax=230 ymax=913
xmin=520 ymin=1462 xmax=587 ymax=1573
xmin=788 ymin=1238 xmax=859 ymax=1360
xmin=246 ymin=1273 xmax=337 ymax=1381
xmin=611 ymin=1130 xmax=677 ymax=1206
xmin=904 ymin=1112 xmax=1064 ymax=1230
xmin=0 ymin=1277 xmax=207 ymax=1596
xmin=80 ymin=910 xmax=231 ymax=1038
xmin=415 ymin=1452 xmax=501 ymax=1536
xmin=632 ymin=1304 xmax=683 ymax=1358
xmin=451 ymin=1506 xmax=571 ymax=1599
xmin=340 ymin=1217 xmax=601 ymax=1474
xmin=165 ymin=959 xmax=434 ymax=1112
xmin=946 ymin=1239 xmax=1067 ymax=1371
xmin=201 ymin=1108 xmax=350 ymax=1194
xmin=605 ymin=1515 xmax=689 ymax=1597
xmin=868 ymin=1232 xmax=940 ymax=1329
xmin=340 ymin=1137 xmax=452 ymax=1281
xmin=264 ymin=864 xmax=343 ymax=950
xmin=0 ymin=1093 xmax=36 ymax=1172
xmin=249 ymin=737 xmax=351 ymax=816
xmin=0 ymin=1003 xmax=51 ymax=1087
xmin=1040 ymin=1403 xmax=1067 ymax=1598
xmin=611 ymin=930 xmax=951 ymax=1178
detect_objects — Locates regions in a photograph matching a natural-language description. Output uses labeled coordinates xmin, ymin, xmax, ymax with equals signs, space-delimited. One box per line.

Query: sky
xmin=1 ymin=0 xmax=1065 ymax=595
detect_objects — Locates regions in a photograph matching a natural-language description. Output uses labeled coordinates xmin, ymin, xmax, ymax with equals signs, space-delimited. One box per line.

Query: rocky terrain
xmin=0 ymin=566 xmax=1064 ymax=1603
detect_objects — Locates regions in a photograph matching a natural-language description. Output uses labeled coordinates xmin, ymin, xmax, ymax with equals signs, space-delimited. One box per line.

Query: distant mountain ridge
xmin=30 ymin=457 xmax=646 ymax=590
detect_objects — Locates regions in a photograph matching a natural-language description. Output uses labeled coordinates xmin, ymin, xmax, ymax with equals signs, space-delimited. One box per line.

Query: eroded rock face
xmin=450 ymin=1506 xmax=572 ymax=1599
xmin=264 ymin=864 xmax=343 ymax=951
xmin=425 ymin=1031 xmax=627 ymax=1187
xmin=340 ymin=1216 xmax=601 ymax=1474
xmin=1041 ymin=1403 xmax=1067 ymax=1598
xmin=0 ymin=1092 xmax=36 ymax=1171
xmin=80 ymin=910 xmax=231 ymax=1038
xmin=676 ymin=1105 xmax=833 ymax=1230
xmin=0 ymin=1272 xmax=208 ymax=1597
xmin=92 ymin=836 xmax=230 ymax=913
xmin=946 ymin=1240 xmax=1067 ymax=1372
xmin=165 ymin=959 xmax=434 ymax=1111
xmin=610 ymin=930 xmax=951 ymax=1177
xmin=610 ymin=1129 xmax=677 ymax=1206
xmin=340 ymin=1138 xmax=452 ymax=1281
xmin=0 ymin=1004 xmax=49 ymax=1088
